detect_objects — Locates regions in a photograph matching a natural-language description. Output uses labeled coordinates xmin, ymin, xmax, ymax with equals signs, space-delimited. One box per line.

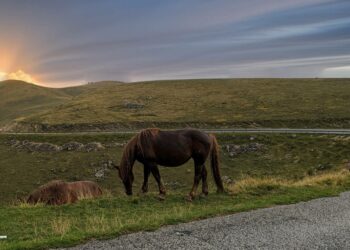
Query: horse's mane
xmin=119 ymin=128 xmax=160 ymax=181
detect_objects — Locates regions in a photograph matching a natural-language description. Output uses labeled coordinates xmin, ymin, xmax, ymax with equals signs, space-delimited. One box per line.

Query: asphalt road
xmin=60 ymin=191 xmax=350 ymax=250
xmin=4 ymin=128 xmax=350 ymax=135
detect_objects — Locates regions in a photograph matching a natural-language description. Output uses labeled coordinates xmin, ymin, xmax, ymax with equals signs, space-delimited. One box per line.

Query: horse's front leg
xmin=150 ymin=164 xmax=166 ymax=199
xmin=141 ymin=165 xmax=151 ymax=193
xmin=188 ymin=163 xmax=203 ymax=201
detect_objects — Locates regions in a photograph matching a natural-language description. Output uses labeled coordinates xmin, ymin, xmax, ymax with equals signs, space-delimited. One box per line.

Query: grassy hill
xmin=1 ymin=78 xmax=350 ymax=131
xmin=0 ymin=80 xmax=73 ymax=126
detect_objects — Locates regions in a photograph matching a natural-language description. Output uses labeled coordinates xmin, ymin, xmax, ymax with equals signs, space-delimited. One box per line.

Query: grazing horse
xmin=27 ymin=180 xmax=103 ymax=205
xmin=116 ymin=128 xmax=224 ymax=200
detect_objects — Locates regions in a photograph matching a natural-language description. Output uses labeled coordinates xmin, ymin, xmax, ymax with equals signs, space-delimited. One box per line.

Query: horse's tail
xmin=210 ymin=134 xmax=224 ymax=193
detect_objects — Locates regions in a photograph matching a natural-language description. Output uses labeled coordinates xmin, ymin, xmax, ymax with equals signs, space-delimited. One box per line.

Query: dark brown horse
xmin=27 ymin=180 xmax=103 ymax=205
xmin=117 ymin=128 xmax=224 ymax=200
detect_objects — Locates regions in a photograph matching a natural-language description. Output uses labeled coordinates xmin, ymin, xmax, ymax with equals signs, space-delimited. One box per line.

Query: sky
xmin=0 ymin=0 xmax=349 ymax=87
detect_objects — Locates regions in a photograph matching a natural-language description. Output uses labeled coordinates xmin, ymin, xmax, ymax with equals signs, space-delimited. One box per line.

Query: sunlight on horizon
xmin=0 ymin=70 xmax=38 ymax=84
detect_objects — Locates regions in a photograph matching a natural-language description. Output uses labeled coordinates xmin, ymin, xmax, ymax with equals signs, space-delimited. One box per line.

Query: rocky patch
xmin=8 ymin=139 xmax=107 ymax=152
xmin=224 ymin=143 xmax=265 ymax=157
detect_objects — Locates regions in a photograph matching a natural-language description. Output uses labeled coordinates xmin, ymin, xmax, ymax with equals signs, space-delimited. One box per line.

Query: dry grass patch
xmin=84 ymin=214 xmax=112 ymax=234
xmin=51 ymin=217 xmax=72 ymax=237
xmin=228 ymin=169 xmax=350 ymax=194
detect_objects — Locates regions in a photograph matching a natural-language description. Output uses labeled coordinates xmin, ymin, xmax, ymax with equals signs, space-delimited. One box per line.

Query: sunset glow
xmin=1 ymin=70 xmax=37 ymax=84
xmin=0 ymin=1 xmax=349 ymax=86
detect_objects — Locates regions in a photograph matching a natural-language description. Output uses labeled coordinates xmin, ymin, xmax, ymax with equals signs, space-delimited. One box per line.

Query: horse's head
xmin=26 ymin=194 xmax=37 ymax=204
xmin=117 ymin=163 xmax=133 ymax=195
xmin=118 ymin=135 xmax=138 ymax=195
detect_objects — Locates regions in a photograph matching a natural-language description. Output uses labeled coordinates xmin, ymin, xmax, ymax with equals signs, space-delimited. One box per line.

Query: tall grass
xmin=228 ymin=169 xmax=350 ymax=194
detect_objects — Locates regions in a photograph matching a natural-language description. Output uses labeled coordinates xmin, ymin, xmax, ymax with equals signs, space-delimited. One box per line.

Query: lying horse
xmin=117 ymin=128 xmax=224 ymax=200
xmin=27 ymin=180 xmax=103 ymax=205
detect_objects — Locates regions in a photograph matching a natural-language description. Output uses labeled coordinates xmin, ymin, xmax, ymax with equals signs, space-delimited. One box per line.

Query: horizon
xmin=0 ymin=0 xmax=350 ymax=87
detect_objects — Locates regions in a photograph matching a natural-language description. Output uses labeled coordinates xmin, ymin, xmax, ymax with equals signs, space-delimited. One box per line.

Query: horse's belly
xmin=156 ymin=149 xmax=191 ymax=167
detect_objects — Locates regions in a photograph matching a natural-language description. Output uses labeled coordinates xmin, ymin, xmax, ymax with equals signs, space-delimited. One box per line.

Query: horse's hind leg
xmin=201 ymin=165 xmax=209 ymax=196
xmin=141 ymin=165 xmax=151 ymax=193
xmin=150 ymin=164 xmax=166 ymax=198
xmin=188 ymin=162 xmax=204 ymax=201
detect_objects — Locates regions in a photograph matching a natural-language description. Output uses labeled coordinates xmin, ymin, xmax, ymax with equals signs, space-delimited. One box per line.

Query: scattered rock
xmin=9 ymin=140 xmax=61 ymax=152
xmin=83 ymin=142 xmax=105 ymax=152
xmin=9 ymin=140 xmax=106 ymax=152
xmin=222 ymin=175 xmax=234 ymax=185
xmin=123 ymin=101 xmax=144 ymax=109
xmin=62 ymin=142 xmax=84 ymax=151
xmin=224 ymin=143 xmax=265 ymax=157
xmin=315 ymin=163 xmax=332 ymax=171
xmin=95 ymin=168 xmax=106 ymax=178
xmin=93 ymin=159 xmax=116 ymax=178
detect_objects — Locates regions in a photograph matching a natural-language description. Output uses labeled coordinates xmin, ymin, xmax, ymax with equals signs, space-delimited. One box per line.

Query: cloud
xmin=1 ymin=0 xmax=349 ymax=85
xmin=321 ymin=65 xmax=350 ymax=77
xmin=5 ymin=70 xmax=37 ymax=83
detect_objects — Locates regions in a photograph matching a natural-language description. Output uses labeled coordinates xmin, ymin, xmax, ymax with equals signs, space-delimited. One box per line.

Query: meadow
xmin=1 ymin=132 xmax=350 ymax=249
xmin=2 ymin=78 xmax=350 ymax=131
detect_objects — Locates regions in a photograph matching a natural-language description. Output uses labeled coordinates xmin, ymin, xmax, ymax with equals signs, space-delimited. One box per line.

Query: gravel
xmin=58 ymin=191 xmax=350 ymax=250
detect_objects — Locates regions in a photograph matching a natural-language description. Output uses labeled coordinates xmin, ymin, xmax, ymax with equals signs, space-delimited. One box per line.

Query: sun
xmin=1 ymin=70 xmax=37 ymax=84
xmin=0 ymin=71 xmax=6 ymax=80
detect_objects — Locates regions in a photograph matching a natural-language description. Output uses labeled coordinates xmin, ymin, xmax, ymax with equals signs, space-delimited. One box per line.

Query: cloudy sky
xmin=0 ymin=0 xmax=349 ymax=87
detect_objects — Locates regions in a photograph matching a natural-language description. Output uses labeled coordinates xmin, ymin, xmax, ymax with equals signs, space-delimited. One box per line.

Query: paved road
xmin=61 ymin=192 xmax=350 ymax=250
xmin=4 ymin=128 xmax=350 ymax=135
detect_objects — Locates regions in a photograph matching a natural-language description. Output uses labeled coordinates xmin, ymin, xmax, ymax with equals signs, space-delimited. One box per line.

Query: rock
xmin=62 ymin=141 xmax=84 ymax=151
xmin=225 ymin=143 xmax=265 ymax=157
xmin=83 ymin=142 xmax=105 ymax=152
xmin=95 ymin=169 xmax=105 ymax=178
xmin=123 ymin=101 xmax=144 ymax=109
xmin=9 ymin=139 xmax=106 ymax=152
xmin=222 ymin=176 xmax=234 ymax=185
xmin=10 ymin=140 xmax=61 ymax=152
xmin=107 ymin=160 xmax=114 ymax=168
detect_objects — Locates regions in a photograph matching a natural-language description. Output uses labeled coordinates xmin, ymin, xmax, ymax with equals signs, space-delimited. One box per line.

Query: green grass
xmin=2 ymin=78 xmax=350 ymax=131
xmin=1 ymin=177 xmax=350 ymax=250
xmin=1 ymin=133 xmax=350 ymax=205
xmin=1 ymin=132 xmax=350 ymax=249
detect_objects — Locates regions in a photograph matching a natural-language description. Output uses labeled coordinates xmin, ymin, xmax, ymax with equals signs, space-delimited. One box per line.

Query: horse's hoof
xmin=158 ymin=194 xmax=166 ymax=201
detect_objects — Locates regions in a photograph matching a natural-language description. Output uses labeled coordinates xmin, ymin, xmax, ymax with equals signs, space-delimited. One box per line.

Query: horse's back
xmin=143 ymin=128 xmax=211 ymax=166
xmin=69 ymin=181 xmax=103 ymax=198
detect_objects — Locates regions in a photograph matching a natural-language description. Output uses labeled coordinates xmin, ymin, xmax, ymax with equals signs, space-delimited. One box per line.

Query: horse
xmin=27 ymin=180 xmax=103 ymax=205
xmin=116 ymin=128 xmax=224 ymax=201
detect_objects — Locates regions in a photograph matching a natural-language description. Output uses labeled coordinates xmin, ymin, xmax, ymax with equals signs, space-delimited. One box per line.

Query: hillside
xmin=0 ymin=80 xmax=73 ymax=126
xmin=0 ymin=80 xmax=123 ymax=129
xmin=1 ymin=78 xmax=350 ymax=131
xmin=21 ymin=78 xmax=350 ymax=130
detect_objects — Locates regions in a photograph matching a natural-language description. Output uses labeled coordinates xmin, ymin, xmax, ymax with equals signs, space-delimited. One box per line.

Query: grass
xmin=0 ymin=80 xmax=72 ymax=126
xmin=1 ymin=132 xmax=350 ymax=205
xmin=2 ymin=78 xmax=350 ymax=131
xmin=1 ymin=170 xmax=350 ymax=250
xmin=1 ymin=132 xmax=350 ymax=249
